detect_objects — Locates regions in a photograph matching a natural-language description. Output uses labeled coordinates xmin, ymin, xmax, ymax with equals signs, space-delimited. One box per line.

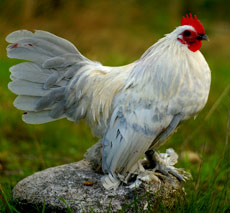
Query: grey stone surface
xmin=13 ymin=160 xmax=188 ymax=212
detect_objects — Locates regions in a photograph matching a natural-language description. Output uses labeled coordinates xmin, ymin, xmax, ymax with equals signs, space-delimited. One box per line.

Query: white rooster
xmin=7 ymin=14 xmax=210 ymax=189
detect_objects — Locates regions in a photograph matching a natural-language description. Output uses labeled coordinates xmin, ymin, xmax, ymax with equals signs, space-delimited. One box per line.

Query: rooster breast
xmin=167 ymin=50 xmax=211 ymax=120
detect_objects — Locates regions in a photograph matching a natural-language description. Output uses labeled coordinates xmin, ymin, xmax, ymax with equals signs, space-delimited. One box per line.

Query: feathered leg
xmin=145 ymin=149 xmax=184 ymax=181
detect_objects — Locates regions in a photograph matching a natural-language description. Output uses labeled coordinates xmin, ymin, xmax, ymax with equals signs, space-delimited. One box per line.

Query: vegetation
xmin=0 ymin=0 xmax=229 ymax=212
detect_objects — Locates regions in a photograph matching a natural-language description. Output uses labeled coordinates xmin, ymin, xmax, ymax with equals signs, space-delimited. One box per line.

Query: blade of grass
xmin=42 ymin=200 xmax=46 ymax=213
xmin=215 ymin=96 xmax=230 ymax=172
xmin=195 ymin=140 xmax=206 ymax=191
xmin=133 ymin=187 xmax=138 ymax=212
xmin=57 ymin=196 xmax=73 ymax=213
xmin=0 ymin=186 xmax=7 ymax=207
xmin=0 ymin=185 xmax=20 ymax=213
xmin=225 ymin=97 xmax=230 ymax=146
xmin=0 ymin=184 xmax=12 ymax=213
xmin=121 ymin=191 xmax=149 ymax=212
xmin=106 ymin=198 xmax=113 ymax=213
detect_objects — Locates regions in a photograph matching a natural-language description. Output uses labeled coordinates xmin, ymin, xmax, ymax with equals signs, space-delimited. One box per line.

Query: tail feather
xmin=42 ymin=54 xmax=86 ymax=69
xmin=49 ymin=100 xmax=66 ymax=119
xmin=6 ymin=30 xmax=78 ymax=55
xmin=7 ymin=43 xmax=49 ymax=64
xmin=8 ymin=79 xmax=48 ymax=96
xmin=6 ymin=30 xmax=86 ymax=64
xmin=6 ymin=30 xmax=34 ymax=43
xmin=35 ymin=87 xmax=65 ymax=110
xmin=22 ymin=111 xmax=65 ymax=124
xmin=33 ymin=30 xmax=79 ymax=54
xmin=7 ymin=30 xmax=93 ymax=124
xmin=14 ymin=96 xmax=41 ymax=111
xmin=10 ymin=63 xmax=50 ymax=84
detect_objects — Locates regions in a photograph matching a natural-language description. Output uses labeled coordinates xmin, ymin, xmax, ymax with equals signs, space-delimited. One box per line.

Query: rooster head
xmin=177 ymin=13 xmax=208 ymax=52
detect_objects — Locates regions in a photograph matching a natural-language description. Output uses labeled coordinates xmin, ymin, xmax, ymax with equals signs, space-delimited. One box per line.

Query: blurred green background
xmin=0 ymin=0 xmax=229 ymax=212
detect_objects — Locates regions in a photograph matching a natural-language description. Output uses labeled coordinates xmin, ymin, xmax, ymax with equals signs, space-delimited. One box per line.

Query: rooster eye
xmin=183 ymin=30 xmax=191 ymax=36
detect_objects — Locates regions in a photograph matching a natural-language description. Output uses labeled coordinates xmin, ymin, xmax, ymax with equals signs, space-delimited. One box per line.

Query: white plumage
xmin=6 ymin=15 xmax=211 ymax=189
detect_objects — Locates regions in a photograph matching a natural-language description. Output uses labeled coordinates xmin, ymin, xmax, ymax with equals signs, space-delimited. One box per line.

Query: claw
xmin=145 ymin=149 xmax=191 ymax=182
xmin=168 ymin=168 xmax=184 ymax=181
xmin=156 ymin=165 xmax=185 ymax=181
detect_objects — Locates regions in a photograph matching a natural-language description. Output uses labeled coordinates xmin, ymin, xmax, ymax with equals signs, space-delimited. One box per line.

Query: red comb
xmin=181 ymin=13 xmax=205 ymax=34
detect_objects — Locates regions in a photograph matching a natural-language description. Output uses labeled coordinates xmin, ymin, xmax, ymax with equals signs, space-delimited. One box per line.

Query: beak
xmin=197 ymin=34 xmax=209 ymax=41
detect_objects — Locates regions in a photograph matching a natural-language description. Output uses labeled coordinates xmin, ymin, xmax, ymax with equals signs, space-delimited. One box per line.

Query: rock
xmin=13 ymin=159 xmax=189 ymax=212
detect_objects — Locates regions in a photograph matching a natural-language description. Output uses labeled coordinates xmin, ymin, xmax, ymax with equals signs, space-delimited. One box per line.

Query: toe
xmin=168 ymin=168 xmax=184 ymax=181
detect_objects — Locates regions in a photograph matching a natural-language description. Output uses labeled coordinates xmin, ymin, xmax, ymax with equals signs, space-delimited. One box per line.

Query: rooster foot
xmin=145 ymin=149 xmax=186 ymax=182
xmin=103 ymin=148 xmax=191 ymax=189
